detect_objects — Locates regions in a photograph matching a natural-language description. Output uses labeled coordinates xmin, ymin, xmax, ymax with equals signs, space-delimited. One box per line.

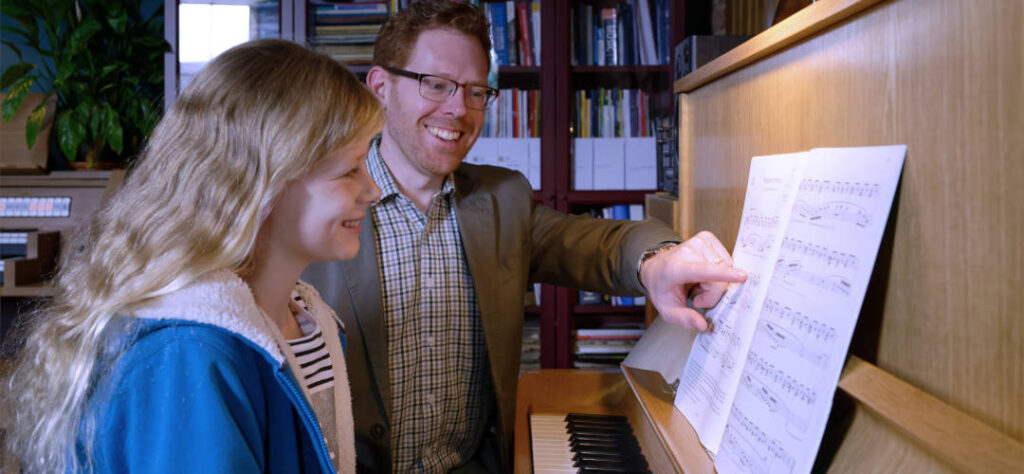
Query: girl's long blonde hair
xmin=2 ymin=39 xmax=382 ymax=472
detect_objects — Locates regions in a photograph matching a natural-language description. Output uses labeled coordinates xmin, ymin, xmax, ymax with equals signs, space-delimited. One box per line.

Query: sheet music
xmin=674 ymin=146 xmax=906 ymax=474
xmin=674 ymin=152 xmax=808 ymax=452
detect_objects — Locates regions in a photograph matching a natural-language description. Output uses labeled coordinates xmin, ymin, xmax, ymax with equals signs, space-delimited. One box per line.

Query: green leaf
xmin=89 ymin=105 xmax=102 ymax=137
xmin=25 ymin=100 xmax=49 ymax=148
xmin=57 ymin=109 xmax=86 ymax=162
xmin=74 ymin=101 xmax=91 ymax=123
xmin=108 ymin=11 xmax=128 ymax=35
xmin=1 ymin=62 xmax=36 ymax=90
xmin=1 ymin=76 xmax=34 ymax=121
xmin=1 ymin=40 xmax=26 ymax=62
xmin=100 ymin=63 xmax=122 ymax=77
xmin=69 ymin=17 xmax=102 ymax=53
xmin=1 ymin=4 xmax=35 ymax=17
xmin=103 ymin=104 xmax=123 ymax=155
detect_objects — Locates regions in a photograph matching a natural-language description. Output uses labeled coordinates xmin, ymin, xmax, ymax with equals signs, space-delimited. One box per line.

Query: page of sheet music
xmin=714 ymin=146 xmax=906 ymax=474
xmin=674 ymin=152 xmax=809 ymax=454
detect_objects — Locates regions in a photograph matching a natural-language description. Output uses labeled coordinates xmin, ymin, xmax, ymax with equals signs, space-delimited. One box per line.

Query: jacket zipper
xmin=277 ymin=368 xmax=336 ymax=473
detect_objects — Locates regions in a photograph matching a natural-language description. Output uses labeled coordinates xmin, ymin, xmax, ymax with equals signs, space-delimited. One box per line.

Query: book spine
xmin=488 ymin=3 xmax=509 ymax=66
xmin=601 ymin=8 xmax=618 ymax=66
xmin=516 ymin=1 xmax=533 ymax=67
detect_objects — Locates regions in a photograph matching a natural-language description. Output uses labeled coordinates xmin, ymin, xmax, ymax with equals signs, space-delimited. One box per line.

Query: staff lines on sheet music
xmin=726 ymin=408 xmax=797 ymax=473
xmin=757 ymin=320 xmax=830 ymax=369
xmin=792 ymin=200 xmax=871 ymax=228
xmin=740 ymin=371 xmax=811 ymax=435
xmin=723 ymin=275 xmax=761 ymax=312
xmin=745 ymin=352 xmax=815 ymax=406
xmin=722 ymin=427 xmax=772 ymax=474
xmin=799 ymin=178 xmax=881 ymax=198
xmin=781 ymin=237 xmax=859 ymax=269
xmin=742 ymin=213 xmax=784 ymax=228
xmin=697 ymin=329 xmax=741 ymax=372
xmin=739 ymin=233 xmax=775 ymax=254
xmin=680 ymin=359 xmax=732 ymax=413
xmin=773 ymin=259 xmax=852 ymax=297
xmin=762 ymin=297 xmax=838 ymax=343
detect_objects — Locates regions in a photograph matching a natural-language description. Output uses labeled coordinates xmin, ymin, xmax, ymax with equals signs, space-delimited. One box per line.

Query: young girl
xmin=2 ymin=39 xmax=381 ymax=473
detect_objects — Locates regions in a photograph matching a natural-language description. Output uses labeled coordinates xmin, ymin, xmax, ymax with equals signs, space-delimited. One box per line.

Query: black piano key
xmin=566 ymin=413 xmax=629 ymax=423
xmin=570 ymin=438 xmax=642 ymax=452
xmin=566 ymin=421 xmax=634 ymax=434
xmin=573 ymin=451 xmax=627 ymax=462
xmin=573 ymin=434 xmax=634 ymax=446
xmin=576 ymin=459 xmax=650 ymax=470
xmin=578 ymin=467 xmax=650 ymax=474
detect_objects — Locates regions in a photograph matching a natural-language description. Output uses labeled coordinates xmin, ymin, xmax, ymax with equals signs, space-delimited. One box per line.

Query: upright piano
xmin=516 ymin=0 xmax=1023 ymax=472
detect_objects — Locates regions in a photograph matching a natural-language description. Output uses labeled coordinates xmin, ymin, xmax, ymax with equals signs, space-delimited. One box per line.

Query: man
xmin=303 ymin=1 xmax=746 ymax=471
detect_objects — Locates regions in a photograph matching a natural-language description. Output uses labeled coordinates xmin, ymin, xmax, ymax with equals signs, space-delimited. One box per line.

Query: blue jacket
xmin=77 ymin=272 xmax=352 ymax=473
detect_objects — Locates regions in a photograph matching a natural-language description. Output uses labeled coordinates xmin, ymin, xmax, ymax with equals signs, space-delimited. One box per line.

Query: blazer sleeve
xmin=88 ymin=329 xmax=268 ymax=473
xmin=525 ymin=185 xmax=681 ymax=297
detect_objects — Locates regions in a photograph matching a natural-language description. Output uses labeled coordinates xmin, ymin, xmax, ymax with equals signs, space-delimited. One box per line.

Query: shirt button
xmin=371 ymin=423 xmax=387 ymax=440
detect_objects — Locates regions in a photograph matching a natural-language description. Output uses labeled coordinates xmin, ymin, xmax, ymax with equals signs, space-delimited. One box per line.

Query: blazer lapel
xmin=340 ymin=214 xmax=392 ymax=422
xmin=453 ymin=172 xmax=496 ymax=317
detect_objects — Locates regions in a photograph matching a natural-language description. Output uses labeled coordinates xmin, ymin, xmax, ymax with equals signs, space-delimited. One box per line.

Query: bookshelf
xmin=163 ymin=0 xmax=702 ymax=369
xmin=548 ymin=0 xmax=697 ymax=368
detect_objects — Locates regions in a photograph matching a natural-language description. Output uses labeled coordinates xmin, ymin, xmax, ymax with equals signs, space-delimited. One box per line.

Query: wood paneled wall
xmin=676 ymin=0 xmax=1022 ymax=469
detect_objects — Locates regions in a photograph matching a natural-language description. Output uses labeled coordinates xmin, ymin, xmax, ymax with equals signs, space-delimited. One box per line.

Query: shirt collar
xmin=367 ymin=134 xmax=456 ymax=204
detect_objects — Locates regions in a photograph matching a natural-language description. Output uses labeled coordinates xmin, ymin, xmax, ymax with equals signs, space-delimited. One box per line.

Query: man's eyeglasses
xmin=387 ymin=67 xmax=499 ymax=110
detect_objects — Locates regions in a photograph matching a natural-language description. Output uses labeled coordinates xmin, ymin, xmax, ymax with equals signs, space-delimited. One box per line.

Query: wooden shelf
xmin=563 ymin=190 xmax=653 ymax=205
xmin=0 ymin=284 xmax=52 ymax=298
xmin=674 ymin=0 xmax=883 ymax=94
xmin=571 ymin=65 xmax=672 ymax=90
xmin=573 ymin=304 xmax=645 ymax=315
xmin=497 ymin=65 xmax=541 ymax=89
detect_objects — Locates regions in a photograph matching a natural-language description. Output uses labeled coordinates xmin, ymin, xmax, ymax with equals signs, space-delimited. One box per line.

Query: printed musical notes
xmin=675 ymin=152 xmax=809 ymax=452
xmin=792 ymin=200 xmax=871 ymax=228
xmin=674 ymin=146 xmax=906 ymax=474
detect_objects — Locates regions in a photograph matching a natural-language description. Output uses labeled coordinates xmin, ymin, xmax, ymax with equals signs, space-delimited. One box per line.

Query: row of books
xmin=571 ymin=0 xmax=671 ymax=66
xmin=520 ymin=317 xmax=541 ymax=373
xmin=482 ymin=88 xmax=540 ymax=139
xmin=572 ymin=326 xmax=645 ymax=369
xmin=310 ymin=1 xmax=389 ymax=65
xmin=483 ymin=0 xmax=541 ymax=67
xmin=575 ymin=88 xmax=654 ymax=139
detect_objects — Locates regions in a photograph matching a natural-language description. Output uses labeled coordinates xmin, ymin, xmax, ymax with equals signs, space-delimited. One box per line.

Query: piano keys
xmin=515 ymin=368 xmax=715 ymax=473
xmin=529 ymin=413 xmax=651 ymax=473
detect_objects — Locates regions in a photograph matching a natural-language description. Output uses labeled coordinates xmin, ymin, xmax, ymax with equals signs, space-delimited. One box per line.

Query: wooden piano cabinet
xmin=672 ymin=0 xmax=1024 ymax=471
xmin=1 ymin=231 xmax=59 ymax=295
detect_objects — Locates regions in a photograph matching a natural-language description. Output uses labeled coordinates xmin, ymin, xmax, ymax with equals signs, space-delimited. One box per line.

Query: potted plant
xmin=1 ymin=0 xmax=168 ymax=169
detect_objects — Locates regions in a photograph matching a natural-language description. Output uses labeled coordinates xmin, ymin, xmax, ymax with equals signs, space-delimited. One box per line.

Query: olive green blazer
xmin=302 ymin=163 xmax=680 ymax=472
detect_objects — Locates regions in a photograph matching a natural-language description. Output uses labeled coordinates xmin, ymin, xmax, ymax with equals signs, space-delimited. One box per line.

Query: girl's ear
xmin=365 ymin=66 xmax=390 ymax=105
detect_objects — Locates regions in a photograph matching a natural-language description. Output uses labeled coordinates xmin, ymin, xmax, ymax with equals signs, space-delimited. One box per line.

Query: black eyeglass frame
xmin=386 ymin=67 xmax=499 ymax=110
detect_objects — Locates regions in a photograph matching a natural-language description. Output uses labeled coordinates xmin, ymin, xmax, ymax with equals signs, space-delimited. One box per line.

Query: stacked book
xmin=311 ymin=1 xmax=389 ymax=67
xmin=520 ymin=317 xmax=541 ymax=374
xmin=572 ymin=327 xmax=645 ymax=369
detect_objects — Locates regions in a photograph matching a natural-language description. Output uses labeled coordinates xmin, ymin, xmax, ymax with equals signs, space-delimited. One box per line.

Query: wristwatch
xmin=636 ymin=241 xmax=681 ymax=289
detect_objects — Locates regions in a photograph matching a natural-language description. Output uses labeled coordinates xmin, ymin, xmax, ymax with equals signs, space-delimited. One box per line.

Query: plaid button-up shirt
xmin=366 ymin=137 xmax=491 ymax=473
